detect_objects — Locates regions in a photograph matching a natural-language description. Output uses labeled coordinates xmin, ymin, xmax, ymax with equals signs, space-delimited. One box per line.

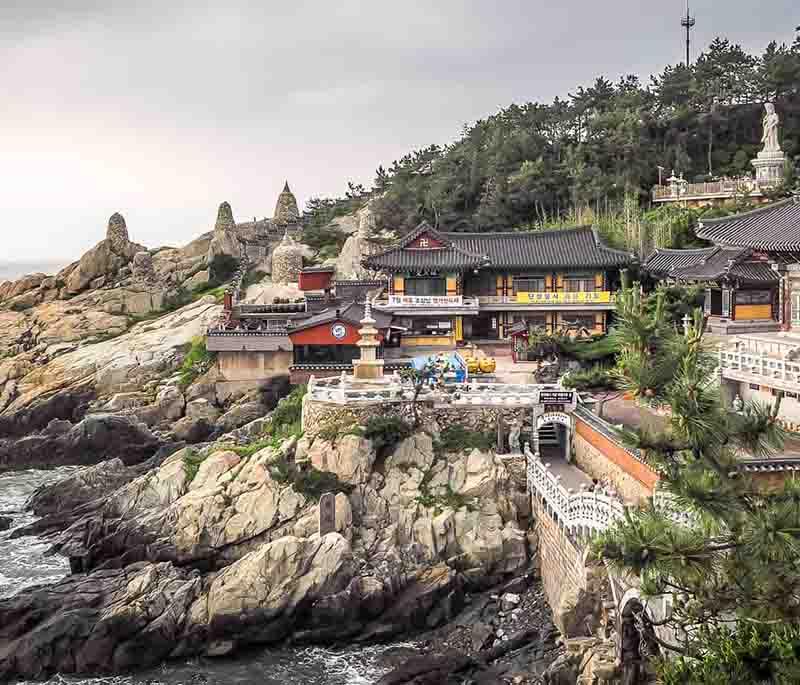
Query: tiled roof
xmin=446 ymin=228 xmax=633 ymax=270
xmin=287 ymin=301 xmax=392 ymax=334
xmin=697 ymin=197 xmax=800 ymax=250
xmin=363 ymin=224 xmax=634 ymax=273
xmin=642 ymin=247 xmax=716 ymax=277
xmin=364 ymin=222 xmax=488 ymax=273
xmin=672 ymin=247 xmax=779 ymax=284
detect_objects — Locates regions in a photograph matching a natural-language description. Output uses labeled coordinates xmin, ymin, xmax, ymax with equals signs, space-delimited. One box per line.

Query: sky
xmin=1 ymin=1 xmax=798 ymax=264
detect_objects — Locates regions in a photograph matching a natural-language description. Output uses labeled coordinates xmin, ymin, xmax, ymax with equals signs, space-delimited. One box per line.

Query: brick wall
xmin=574 ymin=417 xmax=658 ymax=503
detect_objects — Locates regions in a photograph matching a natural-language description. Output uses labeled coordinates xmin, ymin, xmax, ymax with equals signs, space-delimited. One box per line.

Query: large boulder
xmin=308 ymin=434 xmax=376 ymax=485
xmin=64 ymin=213 xmax=142 ymax=295
xmin=0 ymin=414 xmax=161 ymax=472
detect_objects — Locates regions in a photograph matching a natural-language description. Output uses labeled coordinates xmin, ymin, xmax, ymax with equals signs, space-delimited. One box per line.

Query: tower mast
xmin=681 ymin=1 xmax=696 ymax=67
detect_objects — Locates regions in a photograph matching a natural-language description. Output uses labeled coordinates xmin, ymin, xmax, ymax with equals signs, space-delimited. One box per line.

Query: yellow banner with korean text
xmin=515 ymin=291 xmax=612 ymax=305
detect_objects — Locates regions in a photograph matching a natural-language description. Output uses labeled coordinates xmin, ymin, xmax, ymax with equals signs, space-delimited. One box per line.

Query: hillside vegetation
xmin=306 ymin=35 xmax=800 ymax=254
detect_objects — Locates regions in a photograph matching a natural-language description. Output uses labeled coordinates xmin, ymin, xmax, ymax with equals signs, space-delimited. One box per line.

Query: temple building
xmin=643 ymin=195 xmax=800 ymax=430
xmin=644 ymin=195 xmax=800 ymax=334
xmin=362 ymin=222 xmax=633 ymax=346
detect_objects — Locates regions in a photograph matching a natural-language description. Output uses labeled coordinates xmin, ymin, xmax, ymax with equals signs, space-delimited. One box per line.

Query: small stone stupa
xmin=352 ymin=298 xmax=384 ymax=381
xmin=752 ymin=102 xmax=787 ymax=186
xmin=106 ymin=213 xmax=130 ymax=253
xmin=273 ymin=181 xmax=300 ymax=226
xmin=271 ymin=230 xmax=303 ymax=284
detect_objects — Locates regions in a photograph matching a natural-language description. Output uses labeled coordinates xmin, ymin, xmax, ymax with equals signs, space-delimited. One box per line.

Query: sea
xmin=0 ymin=468 xmax=412 ymax=685
xmin=0 ymin=261 xmax=66 ymax=281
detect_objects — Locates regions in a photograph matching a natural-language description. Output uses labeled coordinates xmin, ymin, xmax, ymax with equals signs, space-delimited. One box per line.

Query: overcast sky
xmin=1 ymin=1 xmax=797 ymax=263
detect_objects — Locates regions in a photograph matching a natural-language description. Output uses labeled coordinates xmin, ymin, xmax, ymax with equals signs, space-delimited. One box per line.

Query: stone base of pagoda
xmin=352 ymin=359 xmax=385 ymax=380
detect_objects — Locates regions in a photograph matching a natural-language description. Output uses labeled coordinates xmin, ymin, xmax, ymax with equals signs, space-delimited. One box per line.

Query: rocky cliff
xmin=0 ymin=422 xmax=538 ymax=680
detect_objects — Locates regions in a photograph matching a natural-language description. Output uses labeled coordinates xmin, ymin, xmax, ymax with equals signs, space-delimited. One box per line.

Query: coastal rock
xmin=0 ymin=297 xmax=221 ymax=416
xmin=64 ymin=213 xmax=142 ymax=295
xmin=308 ymin=434 xmax=376 ymax=484
xmin=0 ymin=413 xmax=161 ymax=472
xmin=26 ymin=457 xmax=130 ymax=516
xmin=0 ymin=427 xmax=534 ymax=680
xmin=217 ymin=402 xmax=266 ymax=433
xmin=0 ymin=516 xmax=11 ymax=531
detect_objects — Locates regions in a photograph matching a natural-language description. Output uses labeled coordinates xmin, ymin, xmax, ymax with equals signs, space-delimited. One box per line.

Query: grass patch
xmin=361 ymin=416 xmax=413 ymax=454
xmin=9 ymin=301 xmax=33 ymax=312
xmin=269 ymin=454 xmax=354 ymax=500
xmin=178 ymin=337 xmax=216 ymax=389
xmin=434 ymin=425 xmax=495 ymax=455
xmin=182 ymin=449 xmax=208 ymax=483
xmin=416 ymin=484 xmax=476 ymax=516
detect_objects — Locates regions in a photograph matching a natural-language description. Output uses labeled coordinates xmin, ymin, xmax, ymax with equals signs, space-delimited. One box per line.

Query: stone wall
xmin=301 ymin=395 xmax=528 ymax=438
xmin=573 ymin=417 xmax=658 ymax=504
xmin=532 ymin=495 xmax=590 ymax=635
xmin=218 ymin=350 xmax=293 ymax=382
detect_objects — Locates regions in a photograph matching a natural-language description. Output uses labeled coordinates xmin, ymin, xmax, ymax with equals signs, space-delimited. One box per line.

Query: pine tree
xmin=596 ymin=287 xmax=800 ymax=682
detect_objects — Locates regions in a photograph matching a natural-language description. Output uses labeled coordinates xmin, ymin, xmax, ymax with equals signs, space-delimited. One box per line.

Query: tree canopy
xmin=305 ymin=33 xmax=799 ymax=254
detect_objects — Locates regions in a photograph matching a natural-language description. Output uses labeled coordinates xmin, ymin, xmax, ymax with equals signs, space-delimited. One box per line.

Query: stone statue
xmin=761 ymin=103 xmax=781 ymax=153
xmin=508 ymin=420 xmax=522 ymax=454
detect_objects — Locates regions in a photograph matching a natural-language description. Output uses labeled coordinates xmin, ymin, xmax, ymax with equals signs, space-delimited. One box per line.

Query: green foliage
xmin=562 ymin=366 xmax=618 ymax=392
xmin=241 ymin=270 xmax=267 ymax=290
xmin=178 ymin=337 xmax=216 ymax=389
xmin=268 ymin=454 xmax=353 ymax=501
xmin=182 ymin=449 xmax=207 ymax=483
xmin=595 ymin=283 xmax=799 ymax=677
xmin=9 ymin=301 xmax=33 ymax=312
xmin=208 ymin=254 xmax=238 ymax=284
xmin=353 ymin=35 xmax=800 ymax=248
xmin=266 ymin=384 xmax=306 ymax=438
xmin=645 ymin=284 xmax=706 ymax=326
xmin=521 ymin=330 xmax=618 ymax=364
xmin=658 ymin=623 xmax=800 ymax=685
xmin=435 ymin=425 xmax=495 ymax=454
xmin=362 ymin=416 xmax=413 ymax=454
xmin=416 ymin=483 xmax=476 ymax=515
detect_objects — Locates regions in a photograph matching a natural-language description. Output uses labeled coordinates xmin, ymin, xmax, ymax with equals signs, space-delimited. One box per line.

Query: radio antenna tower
xmin=681 ymin=1 xmax=696 ymax=67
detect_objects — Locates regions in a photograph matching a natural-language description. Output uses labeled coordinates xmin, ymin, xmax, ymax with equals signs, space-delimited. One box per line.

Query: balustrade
xmin=524 ymin=444 xmax=692 ymax=537
xmin=719 ymin=346 xmax=800 ymax=387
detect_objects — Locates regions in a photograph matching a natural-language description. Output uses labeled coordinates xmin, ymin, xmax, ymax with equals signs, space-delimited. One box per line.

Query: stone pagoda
xmin=271 ymin=230 xmax=303 ymax=284
xmin=274 ymin=181 xmax=300 ymax=226
xmin=352 ymin=298 xmax=384 ymax=381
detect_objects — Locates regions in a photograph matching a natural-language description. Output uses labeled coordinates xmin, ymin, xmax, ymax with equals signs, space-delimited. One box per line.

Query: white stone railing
xmin=719 ymin=346 xmax=800 ymax=387
xmin=307 ymin=376 xmax=575 ymax=408
xmin=525 ymin=443 xmax=625 ymax=536
xmin=524 ymin=444 xmax=694 ymax=537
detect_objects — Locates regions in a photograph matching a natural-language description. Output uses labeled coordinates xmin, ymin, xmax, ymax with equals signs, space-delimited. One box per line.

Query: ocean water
xmin=1 ymin=468 xmax=413 ymax=685
xmin=0 ymin=261 xmax=65 ymax=281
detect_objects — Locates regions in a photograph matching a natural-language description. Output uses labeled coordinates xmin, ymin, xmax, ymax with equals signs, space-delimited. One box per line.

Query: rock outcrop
xmin=0 ymin=414 xmax=162 ymax=472
xmin=62 ymin=213 xmax=144 ymax=295
xmin=0 ymin=426 xmax=534 ymax=679
xmin=207 ymin=201 xmax=243 ymax=262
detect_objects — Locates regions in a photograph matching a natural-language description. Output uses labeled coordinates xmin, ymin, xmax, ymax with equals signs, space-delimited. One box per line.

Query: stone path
xmin=500 ymin=453 xmax=593 ymax=493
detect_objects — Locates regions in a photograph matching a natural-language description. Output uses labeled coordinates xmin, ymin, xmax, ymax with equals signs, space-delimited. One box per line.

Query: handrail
xmin=524 ymin=443 xmax=692 ymax=535
xmin=718 ymin=346 xmax=800 ymax=385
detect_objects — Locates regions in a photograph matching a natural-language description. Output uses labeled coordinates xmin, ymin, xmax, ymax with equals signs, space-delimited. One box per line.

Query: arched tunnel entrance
xmin=535 ymin=412 xmax=572 ymax=462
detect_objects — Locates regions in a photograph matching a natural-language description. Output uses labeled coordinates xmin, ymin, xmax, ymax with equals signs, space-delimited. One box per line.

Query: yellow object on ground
xmin=479 ymin=357 xmax=496 ymax=373
xmin=465 ymin=357 xmax=480 ymax=374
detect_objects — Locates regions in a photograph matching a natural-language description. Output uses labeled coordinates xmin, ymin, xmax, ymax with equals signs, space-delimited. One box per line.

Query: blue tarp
xmin=410 ymin=352 xmax=467 ymax=383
